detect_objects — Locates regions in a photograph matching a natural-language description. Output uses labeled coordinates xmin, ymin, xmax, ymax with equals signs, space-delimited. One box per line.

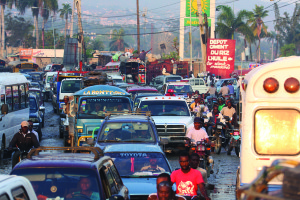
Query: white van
xmin=188 ymin=78 xmax=207 ymax=93
xmin=44 ymin=72 xmax=57 ymax=100
xmin=237 ymin=56 xmax=300 ymax=194
xmin=0 ymin=175 xmax=37 ymax=200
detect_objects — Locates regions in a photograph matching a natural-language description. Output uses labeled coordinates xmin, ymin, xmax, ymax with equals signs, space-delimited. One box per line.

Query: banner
xmin=206 ymin=39 xmax=236 ymax=78
xmin=186 ymin=0 xmax=210 ymax=17
xmin=19 ymin=49 xmax=33 ymax=60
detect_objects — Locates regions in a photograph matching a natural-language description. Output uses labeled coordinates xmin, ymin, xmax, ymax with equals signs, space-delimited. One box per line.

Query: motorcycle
xmin=209 ymin=121 xmax=227 ymax=154
xmin=11 ymin=147 xmax=30 ymax=168
xmin=227 ymin=129 xmax=241 ymax=157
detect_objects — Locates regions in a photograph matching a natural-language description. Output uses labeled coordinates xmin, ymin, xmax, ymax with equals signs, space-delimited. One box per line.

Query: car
xmin=137 ymin=96 xmax=194 ymax=152
xmin=126 ymin=86 xmax=158 ymax=97
xmin=133 ymin=93 xmax=163 ymax=109
xmin=94 ymin=112 xmax=161 ymax=150
xmin=104 ymin=144 xmax=172 ymax=200
xmin=29 ymin=82 xmax=43 ymax=91
xmin=29 ymin=94 xmax=44 ymax=140
xmin=162 ymin=81 xmax=193 ymax=98
xmin=27 ymin=72 xmax=44 ymax=87
xmin=0 ymin=175 xmax=38 ymax=200
xmin=118 ymin=83 xmax=139 ymax=91
xmin=188 ymin=78 xmax=208 ymax=94
xmin=29 ymin=88 xmax=44 ymax=107
xmin=10 ymin=146 xmax=130 ymax=200
xmin=150 ymin=75 xmax=183 ymax=92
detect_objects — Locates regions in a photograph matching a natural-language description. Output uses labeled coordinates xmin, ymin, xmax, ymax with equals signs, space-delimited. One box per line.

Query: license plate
xmin=197 ymin=146 xmax=205 ymax=151
xmin=234 ymin=132 xmax=240 ymax=136
xmin=217 ymin=125 xmax=222 ymax=129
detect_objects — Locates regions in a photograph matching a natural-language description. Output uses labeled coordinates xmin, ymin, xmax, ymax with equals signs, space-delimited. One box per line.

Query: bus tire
xmin=1 ymin=134 xmax=5 ymax=150
xmin=235 ymin=146 xmax=240 ymax=157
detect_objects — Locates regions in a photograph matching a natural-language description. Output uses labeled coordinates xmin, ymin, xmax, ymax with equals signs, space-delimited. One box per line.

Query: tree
xmin=280 ymin=43 xmax=296 ymax=57
xmin=41 ymin=0 xmax=58 ymax=48
xmin=5 ymin=13 xmax=34 ymax=47
xmin=59 ymin=3 xmax=72 ymax=38
xmin=266 ymin=31 xmax=277 ymax=61
xmin=109 ymin=29 xmax=129 ymax=51
xmin=247 ymin=5 xmax=269 ymax=62
xmin=216 ymin=5 xmax=250 ymax=40
xmin=0 ymin=0 xmax=9 ymax=57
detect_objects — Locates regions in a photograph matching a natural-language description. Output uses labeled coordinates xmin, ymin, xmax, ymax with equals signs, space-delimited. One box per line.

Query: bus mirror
xmin=1 ymin=104 xmax=8 ymax=114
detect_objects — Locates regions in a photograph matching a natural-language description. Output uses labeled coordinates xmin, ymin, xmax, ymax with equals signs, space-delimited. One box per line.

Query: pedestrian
xmin=9 ymin=121 xmax=40 ymax=168
xmin=27 ymin=120 xmax=39 ymax=142
xmin=170 ymin=151 xmax=210 ymax=200
xmin=139 ymin=48 xmax=152 ymax=62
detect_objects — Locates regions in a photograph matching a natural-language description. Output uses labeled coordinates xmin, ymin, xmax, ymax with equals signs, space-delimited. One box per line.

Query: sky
xmin=54 ymin=0 xmax=298 ymax=32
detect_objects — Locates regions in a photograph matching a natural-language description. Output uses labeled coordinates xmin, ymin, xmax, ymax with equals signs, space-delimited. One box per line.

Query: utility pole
xmin=52 ymin=16 xmax=56 ymax=63
xmin=196 ymin=0 xmax=207 ymax=71
xmin=70 ymin=0 xmax=75 ymax=38
xmin=189 ymin=0 xmax=193 ymax=72
xmin=75 ymin=0 xmax=86 ymax=63
xmin=136 ymin=0 xmax=140 ymax=53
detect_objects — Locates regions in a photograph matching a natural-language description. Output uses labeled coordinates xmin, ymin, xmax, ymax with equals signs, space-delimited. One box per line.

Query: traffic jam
xmin=0 ymin=56 xmax=300 ymax=200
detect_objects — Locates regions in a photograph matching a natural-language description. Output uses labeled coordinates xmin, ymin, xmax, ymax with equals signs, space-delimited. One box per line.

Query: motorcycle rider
xmin=217 ymin=97 xmax=225 ymax=112
xmin=165 ymin=89 xmax=176 ymax=96
xmin=227 ymin=81 xmax=234 ymax=95
xmin=9 ymin=121 xmax=40 ymax=168
xmin=186 ymin=117 xmax=209 ymax=148
xmin=194 ymin=99 xmax=209 ymax=117
xmin=185 ymin=92 xmax=193 ymax=107
xmin=206 ymin=105 xmax=224 ymax=136
xmin=221 ymin=101 xmax=236 ymax=130
xmin=218 ymin=83 xmax=230 ymax=97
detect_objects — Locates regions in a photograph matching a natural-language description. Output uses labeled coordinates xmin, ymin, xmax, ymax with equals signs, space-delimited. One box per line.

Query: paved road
xmin=0 ymin=102 xmax=240 ymax=199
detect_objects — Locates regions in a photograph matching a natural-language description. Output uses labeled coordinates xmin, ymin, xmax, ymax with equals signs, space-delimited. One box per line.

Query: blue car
xmin=95 ymin=113 xmax=161 ymax=150
xmin=104 ymin=144 xmax=172 ymax=200
xmin=29 ymin=94 xmax=44 ymax=140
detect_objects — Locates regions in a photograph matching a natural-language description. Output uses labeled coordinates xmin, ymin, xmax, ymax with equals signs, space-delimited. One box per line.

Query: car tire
xmin=53 ymin=105 xmax=57 ymax=114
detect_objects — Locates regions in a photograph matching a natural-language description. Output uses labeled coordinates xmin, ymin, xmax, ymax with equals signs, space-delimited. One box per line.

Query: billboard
xmin=206 ymin=39 xmax=236 ymax=78
xmin=184 ymin=0 xmax=211 ymax=27
xmin=19 ymin=49 xmax=33 ymax=60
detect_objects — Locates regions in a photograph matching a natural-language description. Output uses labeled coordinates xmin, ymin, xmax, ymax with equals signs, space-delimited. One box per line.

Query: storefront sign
xmin=206 ymin=39 xmax=236 ymax=78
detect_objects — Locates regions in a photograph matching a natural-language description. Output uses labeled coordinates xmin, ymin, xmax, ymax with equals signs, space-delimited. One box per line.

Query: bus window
xmin=20 ymin=84 xmax=26 ymax=109
xmin=6 ymin=86 xmax=12 ymax=111
xmin=25 ymin=83 xmax=29 ymax=108
xmin=255 ymin=109 xmax=300 ymax=155
xmin=13 ymin=85 xmax=19 ymax=110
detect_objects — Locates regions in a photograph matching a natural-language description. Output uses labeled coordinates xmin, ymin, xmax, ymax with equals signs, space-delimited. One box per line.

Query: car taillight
xmin=234 ymin=131 xmax=239 ymax=136
xmin=284 ymin=77 xmax=299 ymax=93
xmin=263 ymin=77 xmax=279 ymax=93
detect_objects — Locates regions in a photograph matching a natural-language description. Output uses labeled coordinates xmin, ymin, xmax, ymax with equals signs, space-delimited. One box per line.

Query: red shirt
xmin=171 ymin=168 xmax=204 ymax=196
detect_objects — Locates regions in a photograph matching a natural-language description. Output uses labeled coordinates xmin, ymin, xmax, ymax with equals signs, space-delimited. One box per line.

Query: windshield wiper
xmin=98 ymin=140 xmax=120 ymax=143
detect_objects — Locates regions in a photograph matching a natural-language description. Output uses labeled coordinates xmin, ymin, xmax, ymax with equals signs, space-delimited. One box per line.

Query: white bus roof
xmin=0 ymin=73 xmax=29 ymax=85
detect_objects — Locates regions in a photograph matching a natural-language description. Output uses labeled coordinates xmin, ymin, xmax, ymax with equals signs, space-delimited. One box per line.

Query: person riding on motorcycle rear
xmin=165 ymin=89 xmax=176 ymax=96
xmin=206 ymin=105 xmax=225 ymax=137
xmin=194 ymin=99 xmax=209 ymax=117
xmin=217 ymin=97 xmax=225 ymax=112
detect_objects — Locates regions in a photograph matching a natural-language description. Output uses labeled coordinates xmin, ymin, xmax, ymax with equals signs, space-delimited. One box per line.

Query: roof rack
xmin=105 ymin=110 xmax=151 ymax=117
xmin=27 ymin=146 xmax=104 ymax=161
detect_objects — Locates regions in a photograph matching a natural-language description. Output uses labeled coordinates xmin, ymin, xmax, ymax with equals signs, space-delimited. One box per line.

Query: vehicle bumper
xmin=32 ymin=123 xmax=40 ymax=131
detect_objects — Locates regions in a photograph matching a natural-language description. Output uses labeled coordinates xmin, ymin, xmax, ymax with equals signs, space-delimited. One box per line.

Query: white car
xmin=162 ymin=81 xmax=193 ymax=98
xmin=137 ymin=96 xmax=194 ymax=152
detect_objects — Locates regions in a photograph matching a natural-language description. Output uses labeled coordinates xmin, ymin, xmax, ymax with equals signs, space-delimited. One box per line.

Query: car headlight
xmin=29 ymin=118 xmax=39 ymax=123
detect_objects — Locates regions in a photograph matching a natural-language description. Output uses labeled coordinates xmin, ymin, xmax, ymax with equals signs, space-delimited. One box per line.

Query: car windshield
xmin=165 ymin=77 xmax=181 ymax=82
xmin=139 ymin=100 xmax=189 ymax=116
xmin=98 ymin=122 xmax=155 ymax=143
xmin=11 ymin=168 xmax=101 ymax=200
xmin=216 ymin=80 xmax=222 ymax=87
xmin=61 ymin=80 xmax=81 ymax=93
xmin=106 ymin=152 xmax=171 ymax=177
xmin=29 ymin=83 xmax=40 ymax=89
xmin=29 ymin=98 xmax=38 ymax=112
xmin=113 ymin=79 xmax=123 ymax=83
xmin=167 ymin=85 xmax=193 ymax=93
xmin=78 ymin=97 xmax=131 ymax=119
xmin=47 ymin=75 xmax=53 ymax=83
xmin=30 ymin=74 xmax=41 ymax=81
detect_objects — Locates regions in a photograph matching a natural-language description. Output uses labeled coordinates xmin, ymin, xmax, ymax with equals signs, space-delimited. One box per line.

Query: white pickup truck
xmin=137 ymin=96 xmax=194 ymax=152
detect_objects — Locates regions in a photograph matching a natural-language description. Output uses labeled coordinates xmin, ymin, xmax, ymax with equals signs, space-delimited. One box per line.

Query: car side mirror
xmin=109 ymin=195 xmax=125 ymax=200
xmin=39 ymin=106 xmax=45 ymax=111
xmin=160 ymin=138 xmax=169 ymax=145
xmin=1 ymin=104 xmax=8 ymax=114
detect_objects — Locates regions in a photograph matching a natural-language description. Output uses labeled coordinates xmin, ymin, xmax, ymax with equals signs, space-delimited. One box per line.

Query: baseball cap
xmin=21 ymin=121 xmax=29 ymax=127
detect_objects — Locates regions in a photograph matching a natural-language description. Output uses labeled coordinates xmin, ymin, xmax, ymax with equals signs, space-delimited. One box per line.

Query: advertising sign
xmin=206 ymin=39 xmax=236 ymax=78
xmin=19 ymin=49 xmax=33 ymax=60
xmin=185 ymin=0 xmax=211 ymax=27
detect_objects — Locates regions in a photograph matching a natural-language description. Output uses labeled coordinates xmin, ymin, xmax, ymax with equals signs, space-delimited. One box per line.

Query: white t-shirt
xmin=186 ymin=127 xmax=208 ymax=144
xmin=31 ymin=130 xmax=39 ymax=142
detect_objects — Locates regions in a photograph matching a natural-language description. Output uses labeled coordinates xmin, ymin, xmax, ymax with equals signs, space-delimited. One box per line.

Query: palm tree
xmin=109 ymin=29 xmax=129 ymax=51
xmin=59 ymin=3 xmax=72 ymax=38
xmin=247 ymin=5 xmax=268 ymax=62
xmin=216 ymin=5 xmax=250 ymax=40
xmin=267 ymin=31 xmax=276 ymax=61
xmin=41 ymin=0 xmax=58 ymax=48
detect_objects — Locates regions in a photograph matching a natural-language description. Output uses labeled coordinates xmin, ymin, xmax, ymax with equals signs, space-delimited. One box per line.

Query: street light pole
xmin=52 ymin=16 xmax=56 ymax=63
